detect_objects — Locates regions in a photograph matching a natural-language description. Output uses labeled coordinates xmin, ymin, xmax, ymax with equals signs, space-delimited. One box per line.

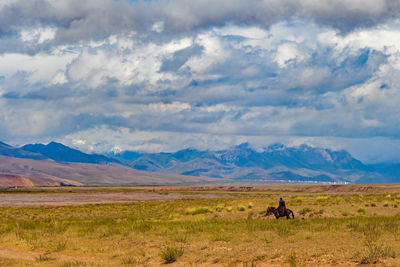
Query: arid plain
xmin=0 ymin=184 xmax=399 ymax=266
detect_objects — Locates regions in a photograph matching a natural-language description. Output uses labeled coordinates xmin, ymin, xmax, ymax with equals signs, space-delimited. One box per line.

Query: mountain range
xmin=0 ymin=142 xmax=215 ymax=186
xmin=0 ymin=141 xmax=399 ymax=185
xmin=111 ymin=143 xmax=398 ymax=184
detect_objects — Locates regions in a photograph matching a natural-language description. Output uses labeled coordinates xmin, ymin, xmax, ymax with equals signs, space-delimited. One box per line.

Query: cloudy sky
xmin=1 ymin=0 xmax=400 ymax=163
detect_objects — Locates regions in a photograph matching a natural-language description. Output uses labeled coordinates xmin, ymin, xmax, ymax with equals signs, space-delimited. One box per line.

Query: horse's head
xmin=266 ymin=206 xmax=276 ymax=214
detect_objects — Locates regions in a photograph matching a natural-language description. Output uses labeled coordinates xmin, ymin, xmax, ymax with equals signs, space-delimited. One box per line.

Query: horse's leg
xmin=274 ymin=211 xmax=279 ymax=219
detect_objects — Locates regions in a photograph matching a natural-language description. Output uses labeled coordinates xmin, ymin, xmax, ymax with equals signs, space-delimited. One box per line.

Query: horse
xmin=266 ymin=206 xmax=295 ymax=219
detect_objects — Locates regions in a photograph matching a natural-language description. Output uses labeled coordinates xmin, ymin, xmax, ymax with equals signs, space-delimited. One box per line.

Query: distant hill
xmin=1 ymin=141 xmax=118 ymax=165
xmin=112 ymin=143 xmax=398 ymax=184
xmin=0 ymin=155 xmax=218 ymax=186
xmin=0 ymin=173 xmax=82 ymax=187
xmin=0 ymin=141 xmax=47 ymax=160
xmin=21 ymin=142 xmax=118 ymax=164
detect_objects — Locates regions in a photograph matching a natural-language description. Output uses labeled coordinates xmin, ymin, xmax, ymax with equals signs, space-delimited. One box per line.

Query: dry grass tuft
xmin=160 ymin=246 xmax=184 ymax=264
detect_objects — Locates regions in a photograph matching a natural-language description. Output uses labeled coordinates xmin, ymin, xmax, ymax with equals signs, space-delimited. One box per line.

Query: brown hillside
xmin=0 ymin=156 xmax=220 ymax=186
xmin=0 ymin=173 xmax=82 ymax=187
xmin=0 ymin=174 xmax=34 ymax=187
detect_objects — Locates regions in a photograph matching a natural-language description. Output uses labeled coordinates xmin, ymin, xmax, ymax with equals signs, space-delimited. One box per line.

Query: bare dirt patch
xmin=0 ymin=247 xmax=36 ymax=261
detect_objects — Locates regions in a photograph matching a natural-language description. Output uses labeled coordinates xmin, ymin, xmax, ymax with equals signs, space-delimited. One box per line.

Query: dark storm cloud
xmin=1 ymin=0 xmax=400 ymax=45
xmin=155 ymin=0 xmax=400 ymax=33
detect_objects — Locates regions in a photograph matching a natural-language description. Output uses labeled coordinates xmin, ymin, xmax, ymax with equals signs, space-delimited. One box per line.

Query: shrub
xmin=341 ymin=211 xmax=349 ymax=217
xmin=56 ymin=240 xmax=67 ymax=251
xmin=185 ymin=207 xmax=211 ymax=215
xmin=359 ymin=223 xmax=396 ymax=264
xmin=237 ymin=205 xmax=246 ymax=212
xmin=288 ymin=252 xmax=298 ymax=267
xmin=360 ymin=246 xmax=396 ymax=264
xmin=357 ymin=208 xmax=366 ymax=214
xmin=360 ymin=224 xmax=382 ymax=264
xmin=215 ymin=205 xmax=224 ymax=212
xmin=226 ymin=207 xmax=233 ymax=212
xmin=160 ymin=246 xmax=184 ymax=264
xmin=383 ymin=202 xmax=389 ymax=207
xmin=371 ymin=203 xmax=377 ymax=207
xmin=248 ymin=202 xmax=254 ymax=209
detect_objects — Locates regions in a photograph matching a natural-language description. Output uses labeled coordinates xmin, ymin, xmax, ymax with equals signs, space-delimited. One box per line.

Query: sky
xmin=1 ymin=0 xmax=400 ymax=163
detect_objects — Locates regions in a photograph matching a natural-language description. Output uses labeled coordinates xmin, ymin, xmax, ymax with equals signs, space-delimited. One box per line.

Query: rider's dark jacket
xmin=279 ymin=199 xmax=286 ymax=209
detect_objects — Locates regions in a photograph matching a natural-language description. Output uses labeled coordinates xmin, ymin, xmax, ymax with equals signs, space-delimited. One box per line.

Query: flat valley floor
xmin=0 ymin=184 xmax=400 ymax=266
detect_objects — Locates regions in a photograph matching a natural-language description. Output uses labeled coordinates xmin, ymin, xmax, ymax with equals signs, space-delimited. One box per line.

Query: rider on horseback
xmin=266 ymin=198 xmax=294 ymax=219
xmin=278 ymin=197 xmax=286 ymax=214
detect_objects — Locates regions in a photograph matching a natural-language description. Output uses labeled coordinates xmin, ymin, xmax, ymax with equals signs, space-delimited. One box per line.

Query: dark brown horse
xmin=266 ymin=206 xmax=295 ymax=219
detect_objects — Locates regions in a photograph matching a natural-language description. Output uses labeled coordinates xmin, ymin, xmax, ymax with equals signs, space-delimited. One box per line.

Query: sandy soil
xmin=0 ymin=191 xmax=222 ymax=207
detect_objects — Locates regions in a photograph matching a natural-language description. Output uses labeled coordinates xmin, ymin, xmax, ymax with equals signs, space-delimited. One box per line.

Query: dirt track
xmin=0 ymin=191 xmax=221 ymax=207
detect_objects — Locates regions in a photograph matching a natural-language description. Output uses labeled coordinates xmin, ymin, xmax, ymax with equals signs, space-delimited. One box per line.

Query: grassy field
xmin=0 ymin=185 xmax=400 ymax=266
